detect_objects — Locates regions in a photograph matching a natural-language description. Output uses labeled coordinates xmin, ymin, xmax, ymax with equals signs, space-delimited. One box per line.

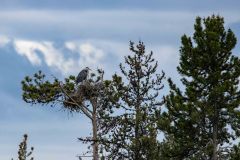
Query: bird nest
xmin=63 ymin=81 xmax=104 ymax=111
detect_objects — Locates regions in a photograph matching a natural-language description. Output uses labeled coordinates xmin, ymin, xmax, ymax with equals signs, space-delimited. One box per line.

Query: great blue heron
xmin=76 ymin=67 xmax=91 ymax=84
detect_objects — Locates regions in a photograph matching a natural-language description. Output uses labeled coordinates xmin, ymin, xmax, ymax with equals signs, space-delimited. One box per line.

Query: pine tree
xmin=229 ymin=143 xmax=240 ymax=160
xmin=100 ymin=41 xmax=165 ymax=159
xmin=21 ymin=69 xmax=106 ymax=160
xmin=159 ymin=15 xmax=240 ymax=159
xmin=12 ymin=134 xmax=34 ymax=160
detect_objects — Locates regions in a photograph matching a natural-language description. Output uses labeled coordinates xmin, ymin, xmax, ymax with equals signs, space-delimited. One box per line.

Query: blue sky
xmin=0 ymin=1 xmax=240 ymax=159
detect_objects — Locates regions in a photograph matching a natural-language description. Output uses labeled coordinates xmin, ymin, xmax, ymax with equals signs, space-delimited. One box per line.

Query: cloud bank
xmin=0 ymin=10 xmax=239 ymax=43
xmin=0 ymin=35 xmax=179 ymax=78
xmin=0 ymin=35 xmax=10 ymax=47
xmin=8 ymin=39 xmax=106 ymax=75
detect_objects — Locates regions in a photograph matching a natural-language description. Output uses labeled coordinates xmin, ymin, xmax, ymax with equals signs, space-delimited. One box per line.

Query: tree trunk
xmin=92 ymin=98 xmax=99 ymax=160
xmin=134 ymin=98 xmax=141 ymax=160
xmin=212 ymin=105 xmax=218 ymax=160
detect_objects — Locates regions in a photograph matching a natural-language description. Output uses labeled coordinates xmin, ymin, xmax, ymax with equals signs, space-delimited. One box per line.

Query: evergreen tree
xmin=229 ymin=143 xmax=240 ymax=160
xmin=159 ymin=15 xmax=240 ymax=159
xmin=100 ymin=41 xmax=165 ymax=159
xmin=21 ymin=69 xmax=106 ymax=160
xmin=12 ymin=134 xmax=34 ymax=160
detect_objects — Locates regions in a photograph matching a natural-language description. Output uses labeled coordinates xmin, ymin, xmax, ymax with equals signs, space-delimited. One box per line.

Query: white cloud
xmin=0 ymin=35 xmax=10 ymax=47
xmin=12 ymin=38 xmax=179 ymax=78
xmin=14 ymin=40 xmax=42 ymax=65
xmin=65 ymin=41 xmax=77 ymax=52
xmin=14 ymin=40 xmax=75 ymax=74
xmin=79 ymin=43 xmax=104 ymax=65
xmin=12 ymin=39 xmax=107 ymax=75
xmin=66 ymin=42 xmax=105 ymax=65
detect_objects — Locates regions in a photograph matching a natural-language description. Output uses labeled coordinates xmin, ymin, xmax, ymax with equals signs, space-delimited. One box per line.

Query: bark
xmin=212 ymin=104 xmax=218 ymax=160
xmin=91 ymin=98 xmax=99 ymax=160
xmin=134 ymin=102 xmax=140 ymax=160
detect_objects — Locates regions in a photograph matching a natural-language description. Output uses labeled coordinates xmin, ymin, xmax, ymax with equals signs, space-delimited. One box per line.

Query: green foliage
xmin=230 ymin=143 xmax=240 ymax=160
xmin=12 ymin=134 xmax=34 ymax=160
xmin=99 ymin=41 xmax=165 ymax=159
xmin=20 ymin=15 xmax=240 ymax=159
xmin=22 ymin=71 xmax=62 ymax=105
xmin=159 ymin=15 xmax=240 ymax=159
xmin=21 ymin=68 xmax=108 ymax=159
xmin=21 ymin=70 xmax=87 ymax=112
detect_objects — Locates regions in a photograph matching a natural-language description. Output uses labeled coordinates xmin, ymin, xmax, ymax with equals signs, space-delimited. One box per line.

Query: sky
xmin=0 ymin=1 xmax=240 ymax=159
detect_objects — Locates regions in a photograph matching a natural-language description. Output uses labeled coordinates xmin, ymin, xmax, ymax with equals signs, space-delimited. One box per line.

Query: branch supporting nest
xmin=58 ymin=80 xmax=105 ymax=121
xmin=58 ymin=82 xmax=93 ymax=120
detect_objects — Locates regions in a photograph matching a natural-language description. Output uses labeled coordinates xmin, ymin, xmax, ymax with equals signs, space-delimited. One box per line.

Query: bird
xmin=75 ymin=67 xmax=91 ymax=84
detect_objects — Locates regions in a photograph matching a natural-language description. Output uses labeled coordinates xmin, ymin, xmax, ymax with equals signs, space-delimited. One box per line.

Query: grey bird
xmin=75 ymin=67 xmax=91 ymax=84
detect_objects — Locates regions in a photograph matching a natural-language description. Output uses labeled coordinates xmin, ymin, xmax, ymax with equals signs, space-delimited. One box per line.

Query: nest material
xmin=63 ymin=81 xmax=104 ymax=111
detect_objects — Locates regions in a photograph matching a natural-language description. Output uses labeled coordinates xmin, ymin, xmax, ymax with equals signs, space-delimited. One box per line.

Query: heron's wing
xmin=76 ymin=70 xmax=87 ymax=83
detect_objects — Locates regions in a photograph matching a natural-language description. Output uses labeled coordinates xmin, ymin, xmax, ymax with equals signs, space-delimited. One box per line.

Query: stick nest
xmin=63 ymin=81 xmax=104 ymax=111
